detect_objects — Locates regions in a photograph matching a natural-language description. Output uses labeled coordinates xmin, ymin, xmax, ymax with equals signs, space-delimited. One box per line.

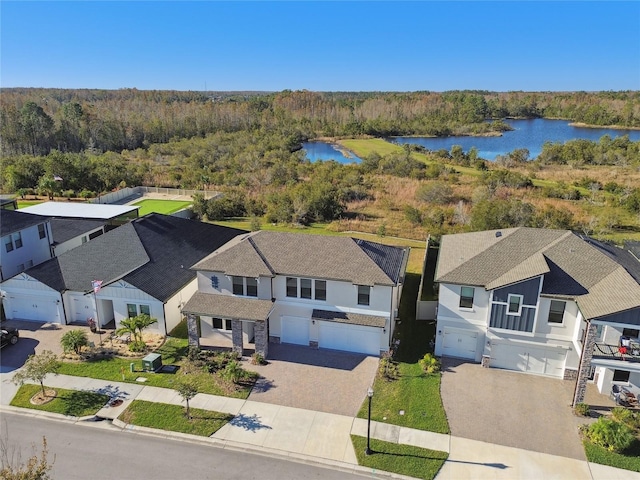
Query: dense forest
xmin=1 ymin=88 xmax=639 ymax=242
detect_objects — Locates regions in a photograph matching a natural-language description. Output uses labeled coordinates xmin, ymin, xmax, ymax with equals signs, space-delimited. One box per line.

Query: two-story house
xmin=433 ymin=227 xmax=640 ymax=405
xmin=0 ymin=210 xmax=54 ymax=282
xmin=182 ymin=231 xmax=409 ymax=358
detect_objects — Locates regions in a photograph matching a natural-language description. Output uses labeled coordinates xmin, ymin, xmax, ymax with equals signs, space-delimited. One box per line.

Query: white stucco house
xmin=1 ymin=214 xmax=245 ymax=335
xmin=1 ymin=210 xmax=54 ymax=282
xmin=433 ymin=227 xmax=640 ymax=405
xmin=182 ymin=231 xmax=409 ymax=358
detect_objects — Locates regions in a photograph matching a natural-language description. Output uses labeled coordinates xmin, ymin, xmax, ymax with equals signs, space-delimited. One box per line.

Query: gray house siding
xmin=490 ymin=303 xmax=536 ymax=331
xmin=492 ymin=277 xmax=541 ymax=304
xmin=489 ymin=277 xmax=540 ymax=332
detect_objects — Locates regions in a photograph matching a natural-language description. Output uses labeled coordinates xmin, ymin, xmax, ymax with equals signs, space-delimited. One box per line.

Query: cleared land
xmin=132 ymin=199 xmax=192 ymax=216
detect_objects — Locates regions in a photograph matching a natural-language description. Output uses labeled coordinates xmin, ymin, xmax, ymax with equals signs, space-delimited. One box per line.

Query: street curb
xmin=1 ymin=405 xmax=420 ymax=480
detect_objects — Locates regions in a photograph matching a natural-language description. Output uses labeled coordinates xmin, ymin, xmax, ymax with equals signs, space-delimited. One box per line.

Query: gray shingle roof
xmin=182 ymin=292 xmax=273 ymax=321
xmin=436 ymin=227 xmax=640 ymax=321
xmin=311 ymin=309 xmax=386 ymax=327
xmin=26 ymin=214 xmax=246 ymax=301
xmin=193 ymin=231 xmax=408 ymax=286
xmin=49 ymin=218 xmax=106 ymax=245
xmin=1 ymin=209 xmax=49 ymax=237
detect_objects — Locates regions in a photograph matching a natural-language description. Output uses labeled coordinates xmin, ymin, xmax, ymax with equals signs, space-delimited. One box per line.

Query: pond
xmin=302 ymin=141 xmax=361 ymax=164
xmin=387 ymin=118 xmax=640 ymax=160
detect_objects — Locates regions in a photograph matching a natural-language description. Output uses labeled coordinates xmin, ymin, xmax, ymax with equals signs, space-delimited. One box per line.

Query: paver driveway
xmin=245 ymin=343 xmax=379 ymax=417
xmin=440 ymin=357 xmax=616 ymax=460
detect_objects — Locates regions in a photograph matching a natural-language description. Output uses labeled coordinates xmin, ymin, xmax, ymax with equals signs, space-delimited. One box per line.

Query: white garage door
xmin=491 ymin=343 xmax=566 ymax=377
xmin=7 ymin=294 xmax=60 ymax=323
xmin=69 ymin=295 xmax=95 ymax=323
xmin=318 ymin=321 xmax=380 ymax=356
xmin=281 ymin=316 xmax=309 ymax=346
xmin=442 ymin=329 xmax=478 ymax=360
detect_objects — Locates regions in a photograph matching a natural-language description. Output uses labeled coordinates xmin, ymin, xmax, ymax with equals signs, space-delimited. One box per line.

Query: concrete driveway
xmin=440 ymin=357 xmax=616 ymax=460
xmin=0 ymin=320 xmax=108 ymax=373
xmin=245 ymin=343 xmax=379 ymax=417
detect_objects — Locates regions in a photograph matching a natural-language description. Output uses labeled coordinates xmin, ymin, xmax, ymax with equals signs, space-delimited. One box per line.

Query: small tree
xmin=12 ymin=351 xmax=60 ymax=397
xmin=176 ymin=378 xmax=198 ymax=420
xmin=60 ymin=329 xmax=89 ymax=355
xmin=116 ymin=314 xmax=158 ymax=345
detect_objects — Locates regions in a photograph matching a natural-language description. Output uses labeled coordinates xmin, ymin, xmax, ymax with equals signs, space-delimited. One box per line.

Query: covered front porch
xmin=182 ymin=291 xmax=273 ymax=358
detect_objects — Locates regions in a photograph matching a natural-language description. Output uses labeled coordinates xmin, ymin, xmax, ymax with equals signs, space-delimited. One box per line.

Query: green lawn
xmin=17 ymin=200 xmax=44 ymax=208
xmin=357 ymin=272 xmax=449 ymax=434
xmin=56 ymin=338 xmax=254 ymax=399
xmin=119 ymin=400 xmax=232 ymax=436
xmin=132 ymin=199 xmax=192 ymax=216
xmin=11 ymin=384 xmax=109 ymax=417
xmin=351 ymin=435 xmax=447 ymax=480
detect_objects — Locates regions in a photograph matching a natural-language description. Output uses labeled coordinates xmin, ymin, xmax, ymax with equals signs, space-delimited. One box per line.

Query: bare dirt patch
xmin=30 ymin=388 xmax=57 ymax=405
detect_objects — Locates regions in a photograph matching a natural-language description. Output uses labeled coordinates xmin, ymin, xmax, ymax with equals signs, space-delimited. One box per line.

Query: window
xmin=139 ymin=305 xmax=150 ymax=316
xmin=507 ymin=294 xmax=523 ymax=315
xmin=210 ymin=275 xmax=219 ymax=289
xmin=623 ymin=328 xmax=640 ymax=338
xmin=613 ymin=370 xmax=630 ymax=383
xmin=212 ymin=318 xmax=223 ymax=329
xmin=246 ymin=277 xmax=258 ymax=297
xmin=4 ymin=236 xmax=14 ymax=253
xmin=286 ymin=277 xmax=297 ymax=297
xmin=225 ymin=319 xmax=233 ymax=331
xmin=548 ymin=300 xmax=566 ymax=324
xmin=459 ymin=286 xmax=475 ymax=309
xmin=81 ymin=236 xmax=88 ymax=244
xmin=594 ymin=323 xmax=604 ymax=340
xmin=315 ymin=280 xmax=326 ymax=301
xmin=13 ymin=233 xmax=22 ymax=249
xmin=357 ymin=285 xmax=371 ymax=306
xmin=300 ymin=278 xmax=312 ymax=299
xmin=38 ymin=223 xmax=46 ymax=239
xmin=232 ymin=276 xmax=244 ymax=295
xmin=127 ymin=304 xmax=138 ymax=318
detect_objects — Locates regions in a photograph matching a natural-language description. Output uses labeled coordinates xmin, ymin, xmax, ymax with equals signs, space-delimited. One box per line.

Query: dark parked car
xmin=1 ymin=327 xmax=19 ymax=347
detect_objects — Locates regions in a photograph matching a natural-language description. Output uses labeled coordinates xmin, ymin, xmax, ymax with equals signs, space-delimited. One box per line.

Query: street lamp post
xmin=365 ymin=386 xmax=374 ymax=455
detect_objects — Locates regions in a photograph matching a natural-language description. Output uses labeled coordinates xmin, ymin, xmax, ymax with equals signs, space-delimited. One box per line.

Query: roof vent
xmin=495 ymin=231 xmax=502 ymax=238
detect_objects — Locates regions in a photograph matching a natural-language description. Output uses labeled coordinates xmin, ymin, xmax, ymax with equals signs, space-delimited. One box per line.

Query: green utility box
xmin=142 ymin=353 xmax=163 ymax=372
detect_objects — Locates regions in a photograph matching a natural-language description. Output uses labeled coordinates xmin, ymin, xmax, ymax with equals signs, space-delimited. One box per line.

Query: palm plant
xmin=116 ymin=314 xmax=158 ymax=344
xmin=60 ymin=329 xmax=89 ymax=354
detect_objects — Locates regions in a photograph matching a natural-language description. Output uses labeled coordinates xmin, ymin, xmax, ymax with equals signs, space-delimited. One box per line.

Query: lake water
xmin=387 ymin=118 xmax=640 ymax=160
xmin=303 ymin=119 xmax=640 ymax=163
xmin=302 ymin=141 xmax=361 ymax=164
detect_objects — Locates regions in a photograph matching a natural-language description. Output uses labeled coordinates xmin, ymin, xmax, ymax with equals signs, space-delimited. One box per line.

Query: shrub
xmin=583 ymin=417 xmax=636 ymax=453
xmin=60 ymin=329 xmax=89 ymax=355
xmin=378 ymin=351 xmax=399 ymax=381
xmin=128 ymin=340 xmax=147 ymax=353
xmin=574 ymin=403 xmax=591 ymax=417
xmin=611 ymin=407 xmax=640 ymax=430
xmin=419 ymin=353 xmax=441 ymax=375
xmin=251 ymin=353 xmax=265 ymax=365
xmin=221 ymin=360 xmax=246 ymax=384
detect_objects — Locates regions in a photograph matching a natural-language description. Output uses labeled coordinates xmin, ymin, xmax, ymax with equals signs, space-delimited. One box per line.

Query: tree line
xmin=2 ymin=88 xmax=639 ymax=157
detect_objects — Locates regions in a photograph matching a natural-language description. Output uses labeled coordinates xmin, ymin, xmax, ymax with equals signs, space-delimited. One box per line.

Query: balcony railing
xmin=593 ymin=342 xmax=640 ymax=364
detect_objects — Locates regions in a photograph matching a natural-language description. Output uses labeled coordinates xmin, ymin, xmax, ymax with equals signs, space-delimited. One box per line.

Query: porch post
xmin=572 ymin=321 xmax=597 ymax=407
xmin=231 ymin=319 xmax=243 ymax=356
xmin=186 ymin=313 xmax=200 ymax=348
xmin=254 ymin=320 xmax=268 ymax=359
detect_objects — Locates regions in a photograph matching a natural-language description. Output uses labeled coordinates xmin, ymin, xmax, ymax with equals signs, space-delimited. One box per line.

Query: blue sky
xmin=2 ymin=1 xmax=639 ymax=92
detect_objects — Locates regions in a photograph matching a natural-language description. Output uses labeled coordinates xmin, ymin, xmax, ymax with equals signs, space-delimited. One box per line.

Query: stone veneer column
xmin=572 ymin=322 xmax=597 ymax=407
xmin=186 ymin=314 xmax=200 ymax=348
xmin=254 ymin=321 xmax=268 ymax=359
xmin=231 ymin=319 xmax=244 ymax=356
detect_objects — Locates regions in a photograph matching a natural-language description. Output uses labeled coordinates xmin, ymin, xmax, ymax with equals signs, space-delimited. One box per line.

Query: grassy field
xmin=351 ymin=435 xmax=447 ymax=480
xmin=57 ymin=338 xmax=255 ymax=398
xmin=11 ymin=384 xmax=109 ymax=417
xmin=119 ymin=400 xmax=232 ymax=436
xmin=132 ymin=199 xmax=192 ymax=216
xmin=17 ymin=200 xmax=44 ymax=208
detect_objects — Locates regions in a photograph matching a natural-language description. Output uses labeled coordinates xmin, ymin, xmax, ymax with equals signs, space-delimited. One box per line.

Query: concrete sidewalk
xmin=1 ymin=372 xmax=638 ymax=480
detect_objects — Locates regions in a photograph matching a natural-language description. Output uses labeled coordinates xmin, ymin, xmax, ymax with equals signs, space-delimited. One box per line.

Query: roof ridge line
xmin=248 ymin=234 xmax=276 ymax=276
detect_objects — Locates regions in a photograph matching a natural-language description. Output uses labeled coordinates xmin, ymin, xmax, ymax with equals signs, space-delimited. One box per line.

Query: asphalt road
xmin=0 ymin=412 xmax=375 ymax=480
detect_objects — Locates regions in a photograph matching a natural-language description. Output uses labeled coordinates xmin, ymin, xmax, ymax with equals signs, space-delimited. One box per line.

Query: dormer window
xmin=507 ymin=294 xmax=523 ymax=316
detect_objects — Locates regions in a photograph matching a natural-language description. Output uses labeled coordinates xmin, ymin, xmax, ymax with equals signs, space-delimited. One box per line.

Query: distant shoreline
xmin=568 ymin=121 xmax=640 ymax=131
